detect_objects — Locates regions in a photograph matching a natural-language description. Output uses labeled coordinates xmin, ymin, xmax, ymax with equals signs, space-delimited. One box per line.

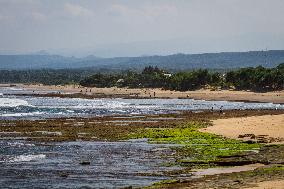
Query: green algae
xmin=129 ymin=122 xmax=261 ymax=163
xmin=262 ymin=165 xmax=284 ymax=172
xmin=152 ymin=179 xmax=179 ymax=187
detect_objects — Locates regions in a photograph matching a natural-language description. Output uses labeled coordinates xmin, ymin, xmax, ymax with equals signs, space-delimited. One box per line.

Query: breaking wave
xmin=9 ymin=154 xmax=46 ymax=163
xmin=0 ymin=98 xmax=30 ymax=107
xmin=0 ymin=112 xmax=44 ymax=117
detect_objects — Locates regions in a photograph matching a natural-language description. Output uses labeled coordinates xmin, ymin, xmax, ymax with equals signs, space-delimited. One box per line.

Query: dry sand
xmin=200 ymin=114 xmax=284 ymax=188
xmin=2 ymin=84 xmax=284 ymax=188
xmin=5 ymin=84 xmax=284 ymax=104
xmin=245 ymin=180 xmax=284 ymax=189
xmin=200 ymin=114 xmax=284 ymax=144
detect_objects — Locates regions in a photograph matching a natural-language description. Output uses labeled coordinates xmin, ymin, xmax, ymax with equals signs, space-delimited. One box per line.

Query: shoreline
xmin=1 ymin=83 xmax=284 ymax=104
xmin=1 ymin=85 xmax=284 ymax=188
xmin=1 ymin=109 xmax=283 ymax=142
xmin=1 ymin=109 xmax=284 ymax=188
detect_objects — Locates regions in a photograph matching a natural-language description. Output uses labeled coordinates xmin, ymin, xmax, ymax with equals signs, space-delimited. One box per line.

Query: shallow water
xmin=0 ymin=140 xmax=180 ymax=188
xmin=1 ymin=87 xmax=283 ymax=119
xmin=1 ymin=87 xmax=283 ymax=188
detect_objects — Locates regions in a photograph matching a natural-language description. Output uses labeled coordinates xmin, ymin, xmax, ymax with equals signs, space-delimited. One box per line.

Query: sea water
xmin=1 ymin=87 xmax=283 ymax=188
xmin=0 ymin=87 xmax=283 ymax=119
xmin=0 ymin=140 xmax=180 ymax=188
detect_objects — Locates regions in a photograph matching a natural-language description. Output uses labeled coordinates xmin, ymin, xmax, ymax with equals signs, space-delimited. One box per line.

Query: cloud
xmin=64 ymin=3 xmax=93 ymax=17
xmin=108 ymin=3 xmax=177 ymax=18
xmin=0 ymin=13 xmax=10 ymax=22
xmin=0 ymin=0 xmax=284 ymax=54
xmin=31 ymin=12 xmax=47 ymax=21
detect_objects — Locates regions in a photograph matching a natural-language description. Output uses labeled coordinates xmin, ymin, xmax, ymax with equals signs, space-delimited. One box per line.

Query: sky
xmin=0 ymin=0 xmax=284 ymax=57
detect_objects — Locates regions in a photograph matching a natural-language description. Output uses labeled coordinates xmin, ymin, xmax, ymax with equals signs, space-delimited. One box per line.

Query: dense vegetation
xmin=80 ymin=63 xmax=284 ymax=92
xmin=0 ymin=63 xmax=283 ymax=92
xmin=0 ymin=69 xmax=93 ymax=85
xmin=226 ymin=64 xmax=284 ymax=91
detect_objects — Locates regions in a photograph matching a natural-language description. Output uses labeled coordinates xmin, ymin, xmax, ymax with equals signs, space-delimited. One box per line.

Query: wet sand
xmin=192 ymin=163 xmax=265 ymax=177
xmin=4 ymin=84 xmax=284 ymax=103
xmin=200 ymin=114 xmax=284 ymax=144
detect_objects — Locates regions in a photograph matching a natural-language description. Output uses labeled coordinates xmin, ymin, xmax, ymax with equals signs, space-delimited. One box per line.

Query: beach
xmin=5 ymin=83 xmax=284 ymax=104
xmin=200 ymin=114 xmax=284 ymax=144
xmin=1 ymin=85 xmax=284 ymax=188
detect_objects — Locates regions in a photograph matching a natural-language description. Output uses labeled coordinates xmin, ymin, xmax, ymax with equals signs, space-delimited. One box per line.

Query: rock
xmin=80 ymin=161 xmax=90 ymax=165
xmin=121 ymin=186 xmax=132 ymax=189
xmin=59 ymin=173 xmax=69 ymax=178
xmin=238 ymin=134 xmax=256 ymax=139
xmin=211 ymin=160 xmax=257 ymax=166
xmin=243 ymin=139 xmax=257 ymax=144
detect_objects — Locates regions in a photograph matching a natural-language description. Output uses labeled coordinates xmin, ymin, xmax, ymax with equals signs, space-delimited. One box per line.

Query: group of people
xmin=211 ymin=106 xmax=224 ymax=114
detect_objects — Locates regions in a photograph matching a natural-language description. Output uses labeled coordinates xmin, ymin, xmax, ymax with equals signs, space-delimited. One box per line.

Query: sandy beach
xmin=4 ymin=84 xmax=284 ymax=104
xmin=200 ymin=114 xmax=284 ymax=144
xmin=1 ymin=83 xmax=284 ymax=188
xmin=246 ymin=180 xmax=284 ymax=189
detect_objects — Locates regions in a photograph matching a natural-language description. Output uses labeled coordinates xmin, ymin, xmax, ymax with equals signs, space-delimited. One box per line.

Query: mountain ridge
xmin=0 ymin=50 xmax=284 ymax=71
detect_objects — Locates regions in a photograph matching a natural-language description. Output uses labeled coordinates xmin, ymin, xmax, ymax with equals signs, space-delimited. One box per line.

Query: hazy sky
xmin=0 ymin=0 xmax=284 ymax=56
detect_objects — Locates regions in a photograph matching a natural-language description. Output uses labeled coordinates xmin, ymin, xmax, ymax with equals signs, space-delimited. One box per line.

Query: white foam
xmin=34 ymin=131 xmax=62 ymax=136
xmin=7 ymin=141 xmax=35 ymax=147
xmin=0 ymin=98 xmax=30 ymax=107
xmin=0 ymin=112 xmax=43 ymax=117
xmin=72 ymin=99 xmax=131 ymax=109
xmin=6 ymin=87 xmax=23 ymax=91
xmin=10 ymin=154 xmax=46 ymax=162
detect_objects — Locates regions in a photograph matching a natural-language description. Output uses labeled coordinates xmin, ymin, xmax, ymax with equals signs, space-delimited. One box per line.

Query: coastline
xmin=2 ymin=83 xmax=284 ymax=104
xmin=1 ymin=84 xmax=284 ymax=188
xmin=1 ymin=109 xmax=283 ymax=188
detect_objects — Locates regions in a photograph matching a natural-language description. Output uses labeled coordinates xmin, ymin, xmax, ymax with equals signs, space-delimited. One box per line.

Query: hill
xmin=0 ymin=50 xmax=284 ymax=71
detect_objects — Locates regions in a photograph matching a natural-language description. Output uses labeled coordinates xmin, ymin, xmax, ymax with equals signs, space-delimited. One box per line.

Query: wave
xmin=7 ymin=141 xmax=35 ymax=147
xmin=0 ymin=112 xmax=44 ymax=117
xmin=72 ymin=99 xmax=131 ymax=109
xmin=5 ymin=87 xmax=24 ymax=91
xmin=0 ymin=98 xmax=30 ymax=107
xmin=9 ymin=154 xmax=46 ymax=163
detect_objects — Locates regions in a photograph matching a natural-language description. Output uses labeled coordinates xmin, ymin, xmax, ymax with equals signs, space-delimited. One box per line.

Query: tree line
xmin=80 ymin=64 xmax=284 ymax=92
xmin=0 ymin=69 xmax=92 ymax=85
xmin=0 ymin=63 xmax=283 ymax=91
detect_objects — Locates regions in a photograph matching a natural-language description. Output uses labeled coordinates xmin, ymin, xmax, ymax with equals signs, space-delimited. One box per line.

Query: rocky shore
xmin=1 ymin=109 xmax=284 ymax=188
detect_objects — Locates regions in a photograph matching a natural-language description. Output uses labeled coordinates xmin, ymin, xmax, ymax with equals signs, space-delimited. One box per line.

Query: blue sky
xmin=0 ymin=0 xmax=284 ymax=57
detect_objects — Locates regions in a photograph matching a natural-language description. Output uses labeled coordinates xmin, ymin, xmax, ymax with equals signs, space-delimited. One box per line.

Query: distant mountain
xmin=0 ymin=50 xmax=284 ymax=71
